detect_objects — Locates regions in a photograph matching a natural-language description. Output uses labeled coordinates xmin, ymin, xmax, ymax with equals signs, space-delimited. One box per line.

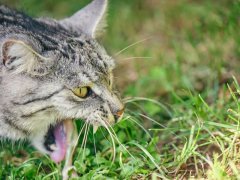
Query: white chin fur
xmin=30 ymin=128 xmax=50 ymax=155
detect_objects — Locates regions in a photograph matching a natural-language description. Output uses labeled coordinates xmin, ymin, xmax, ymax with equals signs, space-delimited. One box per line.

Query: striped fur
xmin=0 ymin=0 xmax=124 ymax=155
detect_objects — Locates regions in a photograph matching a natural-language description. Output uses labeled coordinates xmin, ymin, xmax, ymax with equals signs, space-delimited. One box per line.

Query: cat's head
xmin=0 ymin=0 xmax=124 ymax=162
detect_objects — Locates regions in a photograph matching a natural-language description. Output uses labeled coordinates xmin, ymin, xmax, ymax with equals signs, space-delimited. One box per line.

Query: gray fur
xmin=0 ymin=0 xmax=123 ymax=155
xmin=61 ymin=0 xmax=108 ymax=38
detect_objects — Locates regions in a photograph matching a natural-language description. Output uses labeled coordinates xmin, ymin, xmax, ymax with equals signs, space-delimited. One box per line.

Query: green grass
xmin=1 ymin=0 xmax=240 ymax=179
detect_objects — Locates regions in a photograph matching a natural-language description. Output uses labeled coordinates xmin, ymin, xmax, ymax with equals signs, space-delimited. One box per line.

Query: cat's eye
xmin=72 ymin=86 xmax=92 ymax=98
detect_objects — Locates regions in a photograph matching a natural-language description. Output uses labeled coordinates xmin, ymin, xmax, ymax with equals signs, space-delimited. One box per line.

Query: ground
xmin=0 ymin=0 xmax=240 ymax=179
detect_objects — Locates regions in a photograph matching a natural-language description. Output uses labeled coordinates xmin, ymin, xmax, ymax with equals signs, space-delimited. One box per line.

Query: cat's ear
xmin=60 ymin=0 xmax=108 ymax=38
xmin=1 ymin=39 xmax=51 ymax=75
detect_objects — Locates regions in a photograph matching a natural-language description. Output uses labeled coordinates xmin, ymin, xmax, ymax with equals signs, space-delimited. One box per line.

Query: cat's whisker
xmin=128 ymin=109 xmax=186 ymax=144
xmin=92 ymin=130 xmax=99 ymax=167
xmin=123 ymin=96 xmax=157 ymax=103
xmin=100 ymin=127 xmax=111 ymax=144
xmin=126 ymin=116 xmax=152 ymax=139
xmin=138 ymin=112 xmax=182 ymax=137
xmin=124 ymin=101 xmax=163 ymax=126
xmin=114 ymin=37 xmax=152 ymax=57
xmin=123 ymin=113 xmax=163 ymax=153
xmin=125 ymin=108 xmax=167 ymax=129
xmin=120 ymin=56 xmax=153 ymax=61
xmin=123 ymin=96 xmax=172 ymax=117
xmin=78 ymin=122 xmax=89 ymax=161
xmin=82 ymin=123 xmax=90 ymax=160
xmin=125 ymin=102 xmax=147 ymax=117
xmin=135 ymin=111 xmax=167 ymax=129
xmin=73 ymin=121 xmax=87 ymax=151
xmin=103 ymin=120 xmax=135 ymax=160
xmin=97 ymin=115 xmax=116 ymax=163
xmin=75 ymin=121 xmax=88 ymax=160
xmin=81 ymin=122 xmax=89 ymax=152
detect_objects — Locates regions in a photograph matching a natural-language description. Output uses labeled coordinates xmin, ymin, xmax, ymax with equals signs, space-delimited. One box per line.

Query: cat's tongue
xmin=50 ymin=122 xmax=67 ymax=163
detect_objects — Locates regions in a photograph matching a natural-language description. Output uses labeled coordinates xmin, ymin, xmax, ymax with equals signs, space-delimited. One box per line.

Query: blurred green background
xmin=1 ymin=0 xmax=240 ymax=178
xmin=2 ymin=0 xmax=239 ymax=100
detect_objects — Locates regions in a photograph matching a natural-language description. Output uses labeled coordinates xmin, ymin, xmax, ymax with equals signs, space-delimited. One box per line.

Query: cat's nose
xmin=114 ymin=108 xmax=125 ymax=123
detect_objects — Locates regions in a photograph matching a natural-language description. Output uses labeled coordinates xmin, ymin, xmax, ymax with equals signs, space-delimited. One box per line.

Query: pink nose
xmin=116 ymin=108 xmax=124 ymax=117
xmin=114 ymin=108 xmax=125 ymax=123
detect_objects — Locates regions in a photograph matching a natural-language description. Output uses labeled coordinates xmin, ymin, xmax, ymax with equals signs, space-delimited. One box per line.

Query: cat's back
xmin=0 ymin=5 xmax=20 ymax=18
xmin=0 ymin=6 xmax=41 ymax=37
xmin=0 ymin=6 xmax=33 ymax=27
xmin=0 ymin=6 xmax=67 ymax=38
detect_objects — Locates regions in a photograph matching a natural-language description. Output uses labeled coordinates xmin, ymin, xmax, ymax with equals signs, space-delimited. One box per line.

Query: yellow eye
xmin=72 ymin=86 xmax=90 ymax=98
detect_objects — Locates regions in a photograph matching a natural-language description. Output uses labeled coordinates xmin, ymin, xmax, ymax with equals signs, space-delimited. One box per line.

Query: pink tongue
xmin=50 ymin=122 xmax=67 ymax=163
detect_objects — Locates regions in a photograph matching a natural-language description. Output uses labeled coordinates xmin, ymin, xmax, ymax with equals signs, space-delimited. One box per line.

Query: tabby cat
xmin=0 ymin=0 xmax=124 ymax=163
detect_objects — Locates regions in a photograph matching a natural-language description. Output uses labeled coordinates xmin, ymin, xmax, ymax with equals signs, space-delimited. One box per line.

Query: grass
xmin=1 ymin=0 xmax=240 ymax=179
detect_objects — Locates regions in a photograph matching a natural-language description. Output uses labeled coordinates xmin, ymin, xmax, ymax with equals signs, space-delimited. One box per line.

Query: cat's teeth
xmin=93 ymin=125 xmax=99 ymax=134
xmin=49 ymin=144 xmax=58 ymax=151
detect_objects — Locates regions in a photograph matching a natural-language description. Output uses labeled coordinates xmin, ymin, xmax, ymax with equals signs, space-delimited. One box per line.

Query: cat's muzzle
xmin=43 ymin=106 xmax=125 ymax=163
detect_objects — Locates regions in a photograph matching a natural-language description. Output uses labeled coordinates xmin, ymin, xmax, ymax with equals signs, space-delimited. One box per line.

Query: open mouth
xmin=44 ymin=119 xmax=75 ymax=163
xmin=43 ymin=119 xmax=100 ymax=163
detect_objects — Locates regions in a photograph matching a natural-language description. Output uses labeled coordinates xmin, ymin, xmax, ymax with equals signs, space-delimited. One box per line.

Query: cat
xmin=0 ymin=0 xmax=124 ymax=163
